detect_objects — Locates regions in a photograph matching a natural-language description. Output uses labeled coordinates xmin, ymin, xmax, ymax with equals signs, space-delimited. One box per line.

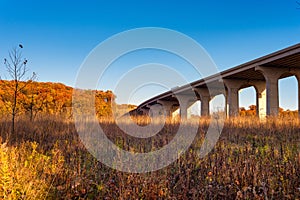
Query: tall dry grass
xmin=0 ymin=114 xmax=299 ymax=199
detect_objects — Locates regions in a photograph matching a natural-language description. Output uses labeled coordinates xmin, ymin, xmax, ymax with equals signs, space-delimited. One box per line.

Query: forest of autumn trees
xmin=0 ymin=80 xmax=115 ymax=119
xmin=239 ymin=105 xmax=298 ymax=117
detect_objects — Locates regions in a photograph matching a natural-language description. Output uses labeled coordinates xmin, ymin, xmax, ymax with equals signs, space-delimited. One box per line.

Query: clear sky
xmin=0 ymin=1 xmax=300 ymax=110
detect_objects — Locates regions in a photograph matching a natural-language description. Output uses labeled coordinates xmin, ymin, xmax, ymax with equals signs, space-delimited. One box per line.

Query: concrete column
xmin=201 ymin=97 xmax=210 ymax=116
xmin=290 ymin=68 xmax=300 ymax=118
xmin=157 ymin=100 xmax=177 ymax=118
xmin=267 ymin=77 xmax=279 ymax=116
xmin=146 ymin=105 xmax=155 ymax=117
xmin=223 ymin=80 xmax=245 ymax=117
xmin=140 ymin=108 xmax=149 ymax=115
xmin=194 ymin=88 xmax=210 ymax=116
xmin=298 ymin=77 xmax=300 ymax=119
xmin=228 ymin=87 xmax=239 ymax=117
xmin=296 ymin=75 xmax=300 ymax=119
xmin=175 ymin=95 xmax=196 ymax=120
xmin=255 ymin=66 xmax=286 ymax=116
xmin=224 ymin=91 xmax=228 ymax=117
xmin=253 ymin=81 xmax=267 ymax=119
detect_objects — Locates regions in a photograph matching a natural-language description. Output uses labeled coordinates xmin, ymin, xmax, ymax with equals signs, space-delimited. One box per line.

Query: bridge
xmin=133 ymin=43 xmax=300 ymax=119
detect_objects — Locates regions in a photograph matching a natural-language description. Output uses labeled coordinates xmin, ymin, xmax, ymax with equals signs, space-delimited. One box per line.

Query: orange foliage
xmin=239 ymin=105 xmax=256 ymax=116
xmin=240 ymin=104 xmax=298 ymax=118
xmin=0 ymin=80 xmax=115 ymax=118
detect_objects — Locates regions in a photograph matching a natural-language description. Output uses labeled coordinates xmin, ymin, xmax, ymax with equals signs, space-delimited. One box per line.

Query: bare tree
xmin=2 ymin=45 xmax=36 ymax=135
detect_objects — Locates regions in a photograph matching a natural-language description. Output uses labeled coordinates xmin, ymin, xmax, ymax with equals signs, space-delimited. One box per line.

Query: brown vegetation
xmin=0 ymin=115 xmax=299 ymax=199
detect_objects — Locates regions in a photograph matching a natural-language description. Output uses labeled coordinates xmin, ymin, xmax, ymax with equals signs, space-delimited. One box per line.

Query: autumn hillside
xmin=0 ymin=80 xmax=116 ymax=118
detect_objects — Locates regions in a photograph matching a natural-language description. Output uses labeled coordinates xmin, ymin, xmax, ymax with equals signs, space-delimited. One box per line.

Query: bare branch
xmin=2 ymin=44 xmax=37 ymax=134
xmin=18 ymin=72 xmax=37 ymax=92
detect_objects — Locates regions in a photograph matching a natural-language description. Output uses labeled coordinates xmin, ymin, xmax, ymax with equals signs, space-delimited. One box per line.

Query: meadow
xmin=0 ymin=115 xmax=299 ymax=199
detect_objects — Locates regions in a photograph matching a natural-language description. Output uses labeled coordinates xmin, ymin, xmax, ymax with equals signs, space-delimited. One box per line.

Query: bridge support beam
xmin=140 ymin=108 xmax=149 ymax=115
xmin=290 ymin=68 xmax=300 ymax=118
xmin=175 ymin=95 xmax=196 ymax=120
xmin=255 ymin=67 xmax=287 ymax=116
xmin=223 ymin=79 xmax=245 ymax=117
xmin=157 ymin=100 xmax=177 ymax=118
xmin=252 ymin=81 xmax=267 ymax=119
xmin=194 ymin=88 xmax=210 ymax=116
xmin=224 ymin=90 xmax=228 ymax=118
xmin=298 ymin=76 xmax=300 ymax=119
xmin=201 ymin=97 xmax=210 ymax=117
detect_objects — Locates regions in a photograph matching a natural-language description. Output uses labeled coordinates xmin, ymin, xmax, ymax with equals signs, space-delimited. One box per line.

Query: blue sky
xmin=0 ymin=1 xmax=300 ymax=109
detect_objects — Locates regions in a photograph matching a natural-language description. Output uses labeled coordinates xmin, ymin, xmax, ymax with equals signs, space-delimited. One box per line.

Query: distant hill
xmin=0 ymin=80 xmax=116 ymax=118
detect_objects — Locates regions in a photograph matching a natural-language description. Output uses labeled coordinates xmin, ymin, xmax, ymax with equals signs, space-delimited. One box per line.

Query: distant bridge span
xmin=133 ymin=43 xmax=300 ymax=119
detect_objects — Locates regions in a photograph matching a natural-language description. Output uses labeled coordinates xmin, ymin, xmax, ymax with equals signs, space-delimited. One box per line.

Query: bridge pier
xmin=157 ymin=100 xmax=177 ymax=118
xmin=252 ymin=81 xmax=267 ymax=119
xmin=256 ymin=66 xmax=287 ymax=116
xmin=175 ymin=94 xmax=196 ymax=120
xmin=297 ymin=74 xmax=300 ymax=119
xmin=201 ymin=96 xmax=210 ymax=117
xmin=223 ymin=79 xmax=245 ymax=117
xmin=194 ymin=88 xmax=210 ymax=116
xmin=290 ymin=68 xmax=300 ymax=118
xmin=140 ymin=108 xmax=149 ymax=115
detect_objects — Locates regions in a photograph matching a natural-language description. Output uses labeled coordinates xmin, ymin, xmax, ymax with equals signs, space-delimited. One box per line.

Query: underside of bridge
xmin=133 ymin=43 xmax=300 ymax=119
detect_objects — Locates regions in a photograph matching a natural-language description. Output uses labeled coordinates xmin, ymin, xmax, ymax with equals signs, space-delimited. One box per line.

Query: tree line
xmin=239 ymin=105 xmax=298 ymax=117
xmin=0 ymin=80 xmax=115 ymax=118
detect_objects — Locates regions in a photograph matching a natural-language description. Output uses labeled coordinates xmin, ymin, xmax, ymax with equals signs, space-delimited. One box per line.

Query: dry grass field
xmin=0 ymin=115 xmax=299 ymax=199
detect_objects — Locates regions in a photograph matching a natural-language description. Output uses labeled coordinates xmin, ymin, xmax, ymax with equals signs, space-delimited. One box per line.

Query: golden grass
xmin=0 ymin=115 xmax=299 ymax=199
